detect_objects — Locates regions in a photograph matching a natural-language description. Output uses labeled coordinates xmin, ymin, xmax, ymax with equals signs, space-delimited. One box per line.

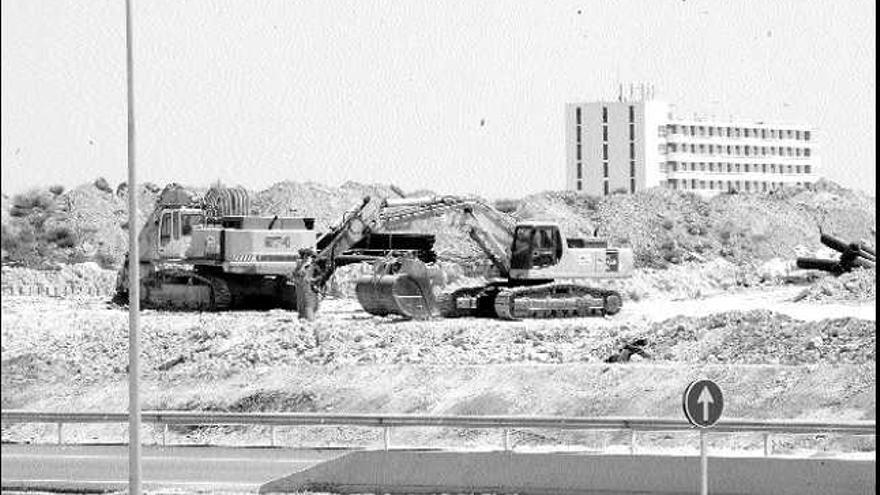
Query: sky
xmin=1 ymin=0 xmax=876 ymax=198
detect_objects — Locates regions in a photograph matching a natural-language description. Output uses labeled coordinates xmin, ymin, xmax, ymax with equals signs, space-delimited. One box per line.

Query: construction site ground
xmin=2 ymin=282 xmax=874 ymax=457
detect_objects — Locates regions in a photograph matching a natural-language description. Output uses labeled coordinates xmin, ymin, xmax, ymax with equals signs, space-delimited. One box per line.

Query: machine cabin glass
xmin=510 ymin=225 xmax=564 ymax=270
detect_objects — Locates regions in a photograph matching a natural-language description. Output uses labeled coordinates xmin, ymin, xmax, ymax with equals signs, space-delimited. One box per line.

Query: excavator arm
xmin=293 ymin=194 xmax=519 ymax=320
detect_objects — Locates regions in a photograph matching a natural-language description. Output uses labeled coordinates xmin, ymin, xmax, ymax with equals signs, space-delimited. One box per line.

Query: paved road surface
xmin=1 ymin=443 xmax=346 ymax=492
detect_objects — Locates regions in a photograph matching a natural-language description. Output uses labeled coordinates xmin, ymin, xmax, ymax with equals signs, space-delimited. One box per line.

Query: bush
xmin=94 ymin=177 xmax=113 ymax=193
xmin=43 ymin=226 xmax=77 ymax=248
xmin=10 ymin=190 xmax=56 ymax=217
xmin=49 ymin=185 xmax=65 ymax=196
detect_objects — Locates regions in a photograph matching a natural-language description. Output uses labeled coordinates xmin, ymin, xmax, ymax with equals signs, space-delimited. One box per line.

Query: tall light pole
xmin=124 ymin=0 xmax=142 ymax=493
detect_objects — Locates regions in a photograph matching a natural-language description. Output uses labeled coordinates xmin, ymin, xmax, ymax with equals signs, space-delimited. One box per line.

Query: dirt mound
xmin=794 ymin=269 xmax=876 ymax=303
xmin=516 ymin=182 xmax=875 ymax=269
xmin=641 ymin=310 xmax=875 ymax=365
xmin=1 ymin=263 xmax=117 ymax=297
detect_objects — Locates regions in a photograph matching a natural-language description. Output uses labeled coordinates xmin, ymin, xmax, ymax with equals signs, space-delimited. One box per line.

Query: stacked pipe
xmin=796 ymin=233 xmax=875 ymax=274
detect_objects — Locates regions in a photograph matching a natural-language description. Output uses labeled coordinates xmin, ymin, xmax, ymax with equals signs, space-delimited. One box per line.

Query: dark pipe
xmin=820 ymin=233 xmax=850 ymax=254
xmin=796 ymin=258 xmax=843 ymax=273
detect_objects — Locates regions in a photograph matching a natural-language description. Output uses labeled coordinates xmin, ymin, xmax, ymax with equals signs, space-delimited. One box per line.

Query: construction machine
xmin=295 ymin=194 xmax=634 ymax=320
xmin=114 ymin=183 xmax=435 ymax=311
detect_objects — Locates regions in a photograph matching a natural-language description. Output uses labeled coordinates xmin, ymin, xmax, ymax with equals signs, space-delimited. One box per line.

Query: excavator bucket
xmin=354 ymin=259 xmax=438 ymax=319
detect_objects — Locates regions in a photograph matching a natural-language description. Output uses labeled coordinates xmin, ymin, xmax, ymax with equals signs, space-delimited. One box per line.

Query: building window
xmin=805 ymin=165 xmax=811 ymax=174
xmin=804 ymin=148 xmax=811 ymax=157
xmin=744 ymin=164 xmax=750 ymax=173
xmin=602 ymin=106 xmax=608 ymax=123
xmin=603 ymin=144 xmax=609 ymax=160
xmin=577 ymin=163 xmax=582 ymax=179
xmin=726 ymin=127 xmax=732 ymax=138
xmin=762 ymin=164 xmax=767 ymax=173
xmin=690 ymin=125 xmax=696 ymax=135
xmin=604 ymin=181 xmax=609 ymax=195
xmin=575 ymin=107 xmax=581 ymax=125
xmin=744 ymin=146 xmax=750 ymax=156
xmin=770 ymin=129 xmax=777 ymax=139
xmin=708 ymin=127 xmax=714 ymax=137
xmin=669 ymin=162 xmax=677 ymax=172
xmin=603 ymin=126 xmax=609 ymax=141
xmin=576 ymin=145 xmax=581 ymax=160
xmin=698 ymin=126 xmax=705 ymax=136
xmin=669 ymin=143 xmax=677 ymax=152
xmin=690 ymin=144 xmax=696 ymax=153
xmin=576 ymin=126 xmax=581 ymax=143
xmin=761 ymin=129 xmax=767 ymax=139
xmin=630 ymin=142 xmax=635 ymax=159
xmin=744 ymin=128 xmax=751 ymax=138
xmin=629 ymin=124 xmax=635 ymax=140
xmin=796 ymin=165 xmax=801 ymax=173
xmin=577 ymin=180 xmax=582 ymax=191
xmin=795 ymin=130 xmax=801 ymax=140
xmin=658 ymin=125 xmax=667 ymax=137
xmin=804 ymin=131 xmax=811 ymax=141
xmin=630 ymin=161 xmax=636 ymax=177
xmin=603 ymin=162 xmax=609 ymax=178
xmin=629 ymin=105 xmax=635 ymax=122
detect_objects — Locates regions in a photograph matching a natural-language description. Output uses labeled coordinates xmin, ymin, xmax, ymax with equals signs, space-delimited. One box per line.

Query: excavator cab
xmin=510 ymin=223 xmax=564 ymax=271
xmin=156 ymin=207 xmax=205 ymax=258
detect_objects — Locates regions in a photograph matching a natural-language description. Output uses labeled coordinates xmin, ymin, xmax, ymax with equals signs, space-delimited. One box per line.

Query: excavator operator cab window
xmin=533 ymin=226 xmax=562 ymax=268
xmin=510 ymin=226 xmax=563 ymax=270
xmin=159 ymin=211 xmax=172 ymax=246
xmin=511 ymin=226 xmax=534 ymax=270
xmin=181 ymin=213 xmax=204 ymax=236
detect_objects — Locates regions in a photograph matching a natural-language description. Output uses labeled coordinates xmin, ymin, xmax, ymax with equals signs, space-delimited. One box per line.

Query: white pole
xmin=125 ymin=0 xmax=142 ymax=493
xmin=700 ymin=429 xmax=708 ymax=495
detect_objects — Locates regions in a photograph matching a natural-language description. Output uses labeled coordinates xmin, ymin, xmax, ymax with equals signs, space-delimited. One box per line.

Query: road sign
xmin=683 ymin=379 xmax=724 ymax=428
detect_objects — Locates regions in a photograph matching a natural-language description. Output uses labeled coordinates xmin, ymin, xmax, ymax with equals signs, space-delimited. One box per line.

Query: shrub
xmin=94 ymin=177 xmax=113 ymax=193
xmin=10 ymin=190 xmax=56 ymax=217
xmin=43 ymin=226 xmax=77 ymax=248
xmin=49 ymin=184 xmax=65 ymax=196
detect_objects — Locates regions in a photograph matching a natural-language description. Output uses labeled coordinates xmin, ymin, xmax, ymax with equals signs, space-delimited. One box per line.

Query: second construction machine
xmin=115 ymin=183 xmax=434 ymax=311
xmin=295 ymin=195 xmax=634 ymax=320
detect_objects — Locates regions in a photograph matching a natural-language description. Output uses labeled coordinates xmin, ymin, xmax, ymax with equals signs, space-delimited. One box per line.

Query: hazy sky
xmin=1 ymin=0 xmax=875 ymax=198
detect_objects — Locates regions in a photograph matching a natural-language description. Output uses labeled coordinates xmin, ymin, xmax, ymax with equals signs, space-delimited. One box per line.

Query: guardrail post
xmin=502 ymin=428 xmax=511 ymax=451
xmin=270 ymin=426 xmax=277 ymax=447
xmin=763 ymin=433 xmax=771 ymax=456
xmin=629 ymin=429 xmax=637 ymax=454
xmin=56 ymin=422 xmax=63 ymax=445
xmin=383 ymin=426 xmax=391 ymax=451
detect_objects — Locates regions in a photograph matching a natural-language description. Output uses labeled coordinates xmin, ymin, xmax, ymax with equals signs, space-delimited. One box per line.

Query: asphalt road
xmin=1 ymin=443 xmax=346 ymax=492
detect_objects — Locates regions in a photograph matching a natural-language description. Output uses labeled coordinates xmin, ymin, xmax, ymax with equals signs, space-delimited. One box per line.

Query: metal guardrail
xmin=1 ymin=410 xmax=874 ymax=455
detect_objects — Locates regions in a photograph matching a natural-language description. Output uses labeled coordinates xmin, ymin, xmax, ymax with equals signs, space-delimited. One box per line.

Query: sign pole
xmin=683 ymin=379 xmax=723 ymax=495
xmin=700 ymin=429 xmax=708 ymax=495
xmin=125 ymin=0 xmax=142 ymax=494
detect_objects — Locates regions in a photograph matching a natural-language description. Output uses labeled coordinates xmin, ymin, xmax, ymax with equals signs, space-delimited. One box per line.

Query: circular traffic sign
xmin=683 ymin=379 xmax=724 ymax=428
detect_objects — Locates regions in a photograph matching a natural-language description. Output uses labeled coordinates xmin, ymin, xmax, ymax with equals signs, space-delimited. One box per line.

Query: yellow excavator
xmin=294 ymin=195 xmax=634 ymax=320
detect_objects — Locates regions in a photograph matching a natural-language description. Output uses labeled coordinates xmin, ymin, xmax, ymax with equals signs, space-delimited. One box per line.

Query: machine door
xmin=510 ymin=226 xmax=564 ymax=271
xmin=532 ymin=226 xmax=563 ymax=268
xmin=510 ymin=226 xmax=534 ymax=270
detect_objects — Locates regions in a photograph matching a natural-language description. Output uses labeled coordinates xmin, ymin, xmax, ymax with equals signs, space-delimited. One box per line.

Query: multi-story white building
xmin=565 ymin=97 xmax=821 ymax=196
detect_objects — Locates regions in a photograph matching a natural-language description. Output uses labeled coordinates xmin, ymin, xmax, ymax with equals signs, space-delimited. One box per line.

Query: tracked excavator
xmin=114 ymin=183 xmax=434 ymax=311
xmin=294 ymin=194 xmax=634 ymax=320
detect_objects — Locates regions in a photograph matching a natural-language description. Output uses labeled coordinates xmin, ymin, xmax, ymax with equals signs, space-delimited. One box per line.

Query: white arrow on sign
xmin=697 ymin=385 xmax=715 ymax=422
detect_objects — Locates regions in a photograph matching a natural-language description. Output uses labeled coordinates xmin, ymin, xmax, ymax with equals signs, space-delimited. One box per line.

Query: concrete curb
xmin=260 ymin=450 xmax=875 ymax=495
